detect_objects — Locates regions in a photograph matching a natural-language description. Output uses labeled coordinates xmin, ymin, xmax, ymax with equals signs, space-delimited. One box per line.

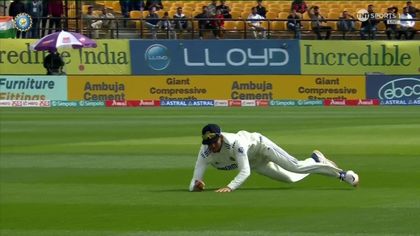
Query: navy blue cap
xmin=201 ymin=124 xmax=221 ymax=145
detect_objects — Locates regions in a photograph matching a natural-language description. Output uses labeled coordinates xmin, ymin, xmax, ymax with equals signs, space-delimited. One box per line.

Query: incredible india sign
xmin=0 ymin=39 xmax=130 ymax=75
xmin=300 ymin=41 xmax=420 ymax=75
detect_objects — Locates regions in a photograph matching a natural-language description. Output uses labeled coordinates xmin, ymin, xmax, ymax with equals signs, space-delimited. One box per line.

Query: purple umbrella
xmin=31 ymin=30 xmax=97 ymax=52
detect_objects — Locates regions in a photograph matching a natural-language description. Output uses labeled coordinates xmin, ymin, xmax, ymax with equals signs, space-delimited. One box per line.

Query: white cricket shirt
xmin=247 ymin=13 xmax=265 ymax=27
xmin=189 ymin=131 xmax=265 ymax=191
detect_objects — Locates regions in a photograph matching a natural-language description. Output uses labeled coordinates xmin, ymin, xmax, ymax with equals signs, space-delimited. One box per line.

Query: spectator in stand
xmin=28 ymin=1 xmax=42 ymax=37
xmin=337 ymin=10 xmax=355 ymax=39
xmin=41 ymin=0 xmax=49 ymax=37
xmin=207 ymin=0 xmax=218 ymax=16
xmin=308 ymin=6 xmax=331 ymax=40
xmin=100 ymin=7 xmax=116 ymax=38
xmin=85 ymin=6 xmax=100 ymax=38
xmin=48 ymin=0 xmax=63 ymax=34
xmin=287 ymin=9 xmax=301 ymax=39
xmin=255 ymin=0 xmax=267 ymax=18
xmin=195 ymin=6 xmax=214 ymax=39
xmin=145 ymin=0 xmax=163 ymax=11
xmin=131 ymin=0 xmax=145 ymax=11
xmin=173 ymin=7 xmax=188 ymax=32
xmin=384 ymin=7 xmax=398 ymax=40
xmin=119 ymin=0 xmax=130 ymax=25
xmin=160 ymin=11 xmax=176 ymax=39
xmin=119 ymin=0 xmax=129 ymax=27
xmin=398 ymin=6 xmax=416 ymax=40
xmin=406 ymin=0 xmax=420 ymax=18
xmin=27 ymin=0 xmax=42 ymax=38
xmin=145 ymin=6 xmax=160 ymax=39
xmin=291 ymin=0 xmax=308 ymax=14
xmin=217 ymin=0 xmax=232 ymax=19
xmin=360 ymin=4 xmax=378 ymax=40
xmin=212 ymin=8 xmax=224 ymax=39
xmin=247 ymin=7 xmax=266 ymax=39
xmin=8 ymin=0 xmax=26 ymax=38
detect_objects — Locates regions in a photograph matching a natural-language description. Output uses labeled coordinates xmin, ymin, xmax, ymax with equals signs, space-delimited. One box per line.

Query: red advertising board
xmin=324 ymin=99 xmax=380 ymax=106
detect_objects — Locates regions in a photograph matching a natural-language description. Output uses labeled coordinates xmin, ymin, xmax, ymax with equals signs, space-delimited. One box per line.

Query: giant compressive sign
xmin=300 ymin=41 xmax=420 ymax=75
xmin=67 ymin=75 xmax=365 ymax=100
xmin=0 ymin=39 xmax=131 ymax=75
xmin=130 ymin=40 xmax=301 ymax=75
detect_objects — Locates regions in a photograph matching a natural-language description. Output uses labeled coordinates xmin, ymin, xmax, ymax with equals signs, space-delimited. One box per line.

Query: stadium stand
xmin=1 ymin=0 xmax=416 ymax=39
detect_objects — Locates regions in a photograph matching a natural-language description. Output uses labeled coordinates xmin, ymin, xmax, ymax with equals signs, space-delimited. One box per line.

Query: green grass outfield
xmin=1 ymin=107 xmax=420 ymax=236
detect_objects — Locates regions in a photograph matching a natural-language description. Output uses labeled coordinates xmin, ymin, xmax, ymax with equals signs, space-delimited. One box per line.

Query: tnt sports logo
xmin=356 ymin=9 xmax=398 ymax=23
xmin=378 ymin=78 xmax=420 ymax=100
xmin=14 ymin=13 xmax=32 ymax=32
xmin=145 ymin=44 xmax=170 ymax=71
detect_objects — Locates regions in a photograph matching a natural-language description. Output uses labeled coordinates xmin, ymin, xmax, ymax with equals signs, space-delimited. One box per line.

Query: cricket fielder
xmin=189 ymin=124 xmax=359 ymax=192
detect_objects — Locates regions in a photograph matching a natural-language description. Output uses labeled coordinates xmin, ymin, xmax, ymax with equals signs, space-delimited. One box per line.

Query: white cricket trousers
xmin=253 ymin=136 xmax=342 ymax=183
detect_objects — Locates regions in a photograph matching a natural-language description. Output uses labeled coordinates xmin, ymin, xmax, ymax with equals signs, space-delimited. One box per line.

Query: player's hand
xmin=193 ymin=180 xmax=205 ymax=191
xmin=215 ymin=187 xmax=232 ymax=193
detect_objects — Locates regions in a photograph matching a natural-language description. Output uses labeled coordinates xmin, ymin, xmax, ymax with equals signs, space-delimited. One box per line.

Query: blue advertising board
xmin=160 ymin=100 xmax=214 ymax=107
xmin=366 ymin=75 xmax=420 ymax=100
xmin=130 ymin=40 xmax=300 ymax=75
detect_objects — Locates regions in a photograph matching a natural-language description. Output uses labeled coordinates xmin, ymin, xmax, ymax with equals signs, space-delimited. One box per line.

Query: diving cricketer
xmin=189 ymin=124 xmax=359 ymax=193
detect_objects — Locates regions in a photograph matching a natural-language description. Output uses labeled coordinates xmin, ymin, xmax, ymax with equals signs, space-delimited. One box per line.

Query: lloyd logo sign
xmin=183 ymin=48 xmax=289 ymax=67
xmin=367 ymin=75 xmax=420 ymax=100
xmin=131 ymin=40 xmax=300 ymax=75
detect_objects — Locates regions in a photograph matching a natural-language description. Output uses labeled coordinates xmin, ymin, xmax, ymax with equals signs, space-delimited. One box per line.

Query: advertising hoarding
xmin=130 ymin=40 xmax=301 ymax=75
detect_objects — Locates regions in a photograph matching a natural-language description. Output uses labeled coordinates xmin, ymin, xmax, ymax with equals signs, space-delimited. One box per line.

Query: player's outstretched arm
xmin=189 ymin=146 xmax=208 ymax=192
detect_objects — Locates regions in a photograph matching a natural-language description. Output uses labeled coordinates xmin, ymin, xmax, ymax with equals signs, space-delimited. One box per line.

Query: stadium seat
xmin=102 ymin=1 xmax=112 ymax=10
xmin=301 ymin=21 xmax=311 ymax=31
xmin=241 ymin=12 xmax=250 ymax=19
xmin=236 ymin=20 xmax=246 ymax=31
xmin=267 ymin=6 xmax=281 ymax=12
xmin=112 ymin=1 xmax=121 ymax=14
xmin=327 ymin=21 xmax=337 ymax=30
xmin=184 ymin=2 xmax=195 ymax=8
xmin=157 ymin=11 xmax=165 ymax=18
xmin=168 ymin=10 xmax=177 ymax=18
xmin=231 ymin=11 xmax=242 ymax=19
xmin=82 ymin=5 xmax=90 ymax=14
xmin=231 ymin=7 xmax=243 ymax=12
xmin=415 ymin=22 xmax=420 ymax=31
xmin=266 ymin=12 xmax=278 ymax=20
xmin=224 ymin=21 xmax=238 ymax=30
xmin=328 ymin=12 xmax=340 ymax=20
xmin=95 ymin=1 xmax=105 ymax=6
xmin=278 ymin=12 xmax=289 ymax=19
xmin=130 ymin=10 xmax=143 ymax=19
xmin=231 ymin=2 xmax=244 ymax=8
xmin=244 ymin=3 xmax=255 ymax=8
xmin=271 ymin=20 xmax=286 ymax=31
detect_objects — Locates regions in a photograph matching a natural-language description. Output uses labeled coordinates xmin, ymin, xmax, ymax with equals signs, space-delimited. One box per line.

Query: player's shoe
xmin=311 ymin=150 xmax=338 ymax=168
xmin=339 ymin=170 xmax=359 ymax=187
